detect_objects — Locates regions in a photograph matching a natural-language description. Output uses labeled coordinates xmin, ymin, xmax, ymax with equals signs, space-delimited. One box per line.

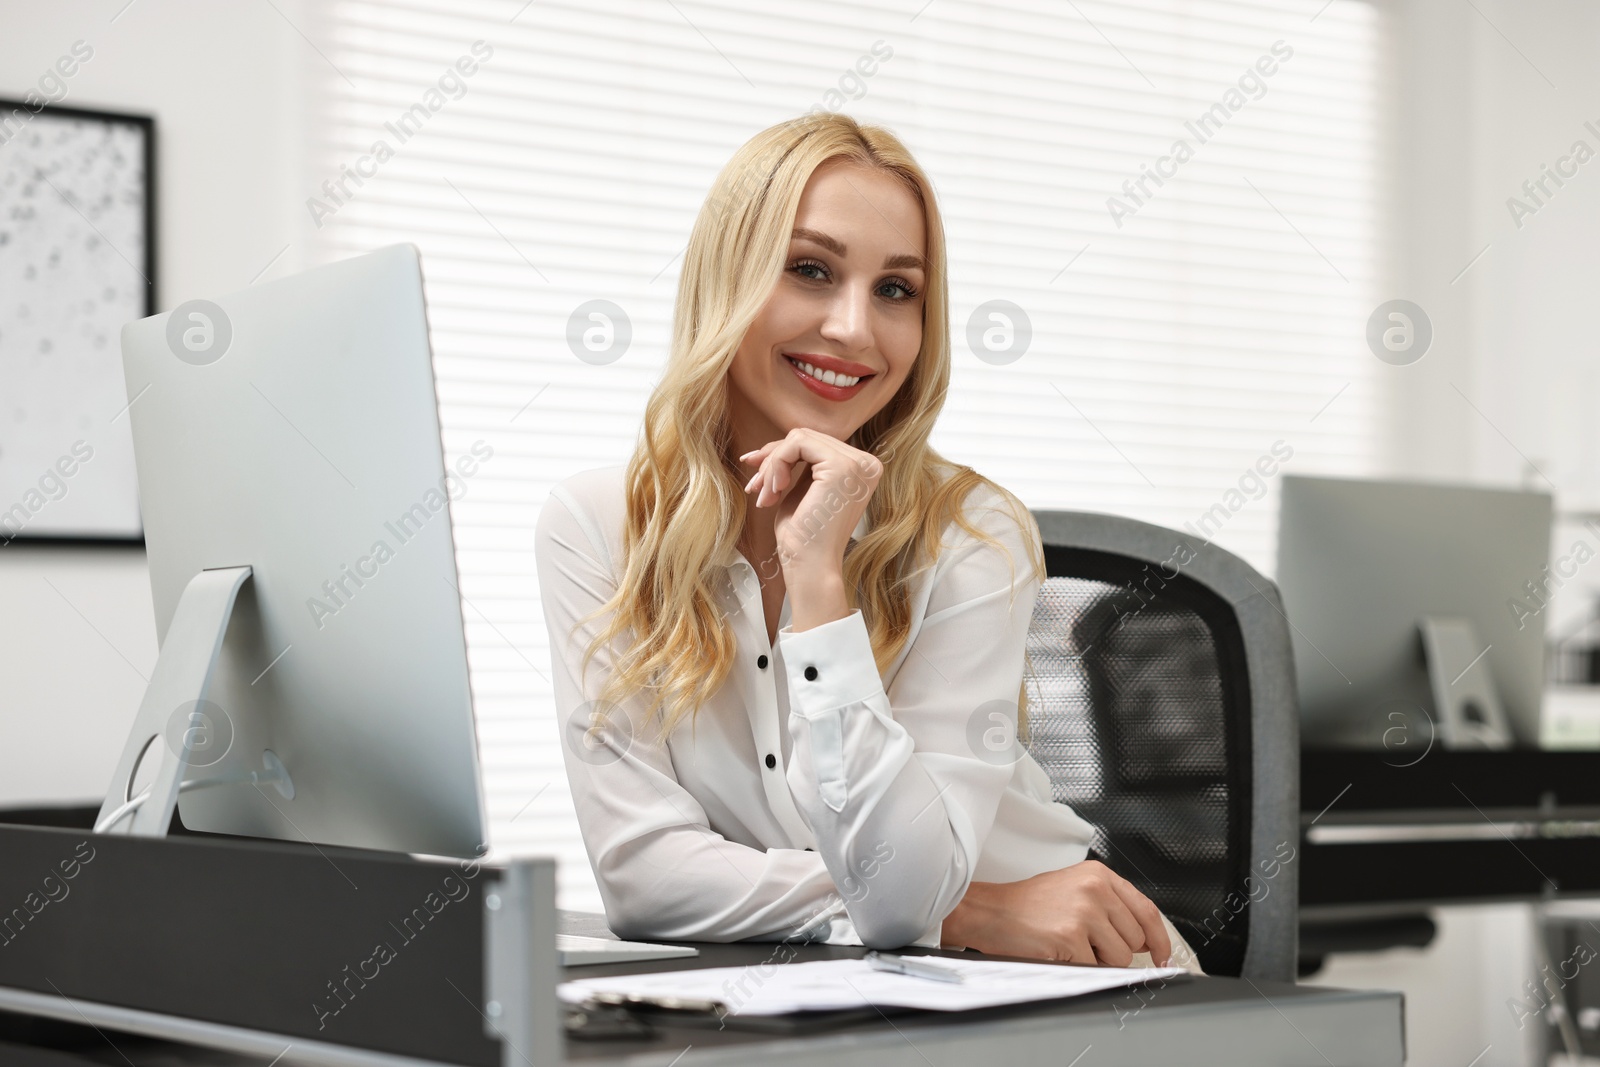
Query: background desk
xmin=1299 ymin=748 xmax=1600 ymax=977
xmin=1301 ymin=748 xmax=1600 ymax=908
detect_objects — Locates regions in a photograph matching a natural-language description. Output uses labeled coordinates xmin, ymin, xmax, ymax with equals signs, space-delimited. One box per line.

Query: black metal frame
xmin=0 ymin=97 xmax=155 ymax=549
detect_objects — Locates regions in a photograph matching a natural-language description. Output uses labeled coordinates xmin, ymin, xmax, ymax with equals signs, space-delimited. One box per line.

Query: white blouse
xmin=534 ymin=463 xmax=1100 ymax=949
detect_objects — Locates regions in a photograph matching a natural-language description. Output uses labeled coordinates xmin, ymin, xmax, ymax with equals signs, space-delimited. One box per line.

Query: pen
xmin=864 ymin=951 xmax=966 ymax=984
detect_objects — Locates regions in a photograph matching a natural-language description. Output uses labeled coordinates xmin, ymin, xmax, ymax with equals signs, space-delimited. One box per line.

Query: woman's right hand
xmin=939 ymin=860 xmax=1173 ymax=967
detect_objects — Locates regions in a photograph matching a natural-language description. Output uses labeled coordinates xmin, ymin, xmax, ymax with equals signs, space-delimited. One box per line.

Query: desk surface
xmin=552 ymin=914 xmax=1403 ymax=1067
xmin=0 ymin=812 xmax=1404 ymax=1067
xmin=0 ymin=915 xmax=1405 ymax=1067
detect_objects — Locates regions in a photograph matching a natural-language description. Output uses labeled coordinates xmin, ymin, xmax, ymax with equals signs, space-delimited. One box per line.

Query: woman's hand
xmin=739 ymin=427 xmax=882 ymax=582
xmin=939 ymin=861 xmax=1173 ymax=967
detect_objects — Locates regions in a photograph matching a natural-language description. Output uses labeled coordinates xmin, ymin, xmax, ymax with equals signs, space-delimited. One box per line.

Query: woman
xmin=535 ymin=113 xmax=1202 ymax=972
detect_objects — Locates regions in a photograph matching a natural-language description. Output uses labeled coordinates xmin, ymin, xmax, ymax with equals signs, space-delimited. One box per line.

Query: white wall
xmin=1380 ymin=0 xmax=1600 ymax=507
xmin=1306 ymin=905 xmax=1542 ymax=1067
xmin=0 ymin=0 xmax=309 ymax=803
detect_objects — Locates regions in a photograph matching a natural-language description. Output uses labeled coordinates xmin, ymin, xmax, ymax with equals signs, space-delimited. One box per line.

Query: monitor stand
xmin=1419 ymin=615 xmax=1514 ymax=748
xmin=94 ymin=566 xmax=294 ymax=836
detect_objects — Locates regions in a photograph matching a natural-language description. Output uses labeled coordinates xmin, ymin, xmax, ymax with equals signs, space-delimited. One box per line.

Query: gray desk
xmin=557 ymin=913 xmax=1405 ymax=1067
xmin=0 ymin=816 xmax=1404 ymax=1067
xmin=2 ymin=927 xmax=1406 ymax=1067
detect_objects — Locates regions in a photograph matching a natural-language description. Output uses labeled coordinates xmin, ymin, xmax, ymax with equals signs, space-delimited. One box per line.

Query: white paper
xmin=558 ymin=956 xmax=1188 ymax=1016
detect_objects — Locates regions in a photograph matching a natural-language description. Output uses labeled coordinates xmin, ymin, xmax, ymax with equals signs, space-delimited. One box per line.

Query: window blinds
xmin=309 ymin=0 xmax=1385 ymax=912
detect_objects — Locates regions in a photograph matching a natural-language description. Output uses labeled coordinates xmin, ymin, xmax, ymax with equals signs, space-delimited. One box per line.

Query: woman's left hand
xmin=740 ymin=428 xmax=882 ymax=580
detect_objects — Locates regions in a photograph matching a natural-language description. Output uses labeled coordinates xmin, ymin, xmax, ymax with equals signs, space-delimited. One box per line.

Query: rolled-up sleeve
xmin=779 ymin=492 xmax=1042 ymax=949
xmin=535 ymin=486 xmax=855 ymax=943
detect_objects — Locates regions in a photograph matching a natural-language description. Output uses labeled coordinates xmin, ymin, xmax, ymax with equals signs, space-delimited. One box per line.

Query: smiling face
xmin=725 ymin=159 xmax=928 ymax=458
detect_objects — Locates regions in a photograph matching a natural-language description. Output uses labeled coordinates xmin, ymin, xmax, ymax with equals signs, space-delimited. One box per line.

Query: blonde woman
xmin=535 ymin=113 xmax=1202 ymax=973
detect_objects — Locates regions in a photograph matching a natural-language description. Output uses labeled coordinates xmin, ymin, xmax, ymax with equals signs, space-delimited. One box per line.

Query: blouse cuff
xmin=777 ymin=608 xmax=883 ymax=720
xmin=818 ymin=914 xmax=945 ymax=949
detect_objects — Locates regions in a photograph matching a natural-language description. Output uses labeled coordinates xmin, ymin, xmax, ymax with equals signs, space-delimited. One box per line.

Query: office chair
xmin=1024 ymin=510 xmax=1299 ymax=982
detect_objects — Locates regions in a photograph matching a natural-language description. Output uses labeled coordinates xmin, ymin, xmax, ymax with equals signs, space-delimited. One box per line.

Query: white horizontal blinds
xmin=309 ymin=0 xmax=1385 ymax=913
xmin=911 ymin=2 xmax=1386 ymax=573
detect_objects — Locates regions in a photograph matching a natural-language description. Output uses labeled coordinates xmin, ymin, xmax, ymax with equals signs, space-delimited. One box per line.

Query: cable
xmin=93 ymin=767 xmax=288 ymax=833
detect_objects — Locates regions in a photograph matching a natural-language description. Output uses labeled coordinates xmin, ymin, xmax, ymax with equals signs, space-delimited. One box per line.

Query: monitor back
xmin=1276 ymin=474 xmax=1552 ymax=747
xmin=119 ymin=244 xmax=487 ymax=856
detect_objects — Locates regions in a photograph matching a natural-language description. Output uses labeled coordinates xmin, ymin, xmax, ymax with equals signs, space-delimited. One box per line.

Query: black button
xmin=804 ymin=666 xmax=818 ymax=681
xmin=757 ymin=654 xmax=769 ymax=670
xmin=765 ymin=753 xmax=777 ymax=769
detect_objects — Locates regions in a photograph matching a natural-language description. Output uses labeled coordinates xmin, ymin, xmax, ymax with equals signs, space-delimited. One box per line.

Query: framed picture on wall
xmin=0 ymin=99 xmax=154 ymax=546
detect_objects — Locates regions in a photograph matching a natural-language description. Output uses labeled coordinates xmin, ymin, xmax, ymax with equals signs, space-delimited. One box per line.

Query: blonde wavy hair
xmin=577 ymin=112 xmax=1047 ymax=741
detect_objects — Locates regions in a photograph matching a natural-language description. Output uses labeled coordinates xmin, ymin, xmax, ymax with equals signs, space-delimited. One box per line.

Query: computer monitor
xmin=97 ymin=244 xmax=488 ymax=857
xmin=1276 ymin=473 xmax=1553 ymax=748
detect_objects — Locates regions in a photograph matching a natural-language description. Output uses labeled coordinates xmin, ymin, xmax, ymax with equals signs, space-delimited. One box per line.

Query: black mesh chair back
xmin=1025 ymin=511 xmax=1299 ymax=981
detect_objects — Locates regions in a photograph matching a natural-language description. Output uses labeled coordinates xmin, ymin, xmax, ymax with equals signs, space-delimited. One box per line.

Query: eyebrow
xmin=792 ymin=228 xmax=926 ymax=273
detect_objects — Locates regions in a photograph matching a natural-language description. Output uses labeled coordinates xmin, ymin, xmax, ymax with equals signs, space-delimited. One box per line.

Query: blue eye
xmin=790 ymin=258 xmax=829 ymax=281
xmin=787 ymin=259 xmax=920 ymax=302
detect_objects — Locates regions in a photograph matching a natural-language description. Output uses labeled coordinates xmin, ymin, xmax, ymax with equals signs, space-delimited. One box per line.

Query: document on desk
xmin=558 ymin=956 xmax=1188 ymax=1016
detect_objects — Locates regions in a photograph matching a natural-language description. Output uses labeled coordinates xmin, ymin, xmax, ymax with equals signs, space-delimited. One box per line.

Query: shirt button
xmin=765 ymin=753 xmax=777 ymax=770
xmin=757 ymin=654 xmax=769 ymax=670
xmin=804 ymin=666 xmax=818 ymax=681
